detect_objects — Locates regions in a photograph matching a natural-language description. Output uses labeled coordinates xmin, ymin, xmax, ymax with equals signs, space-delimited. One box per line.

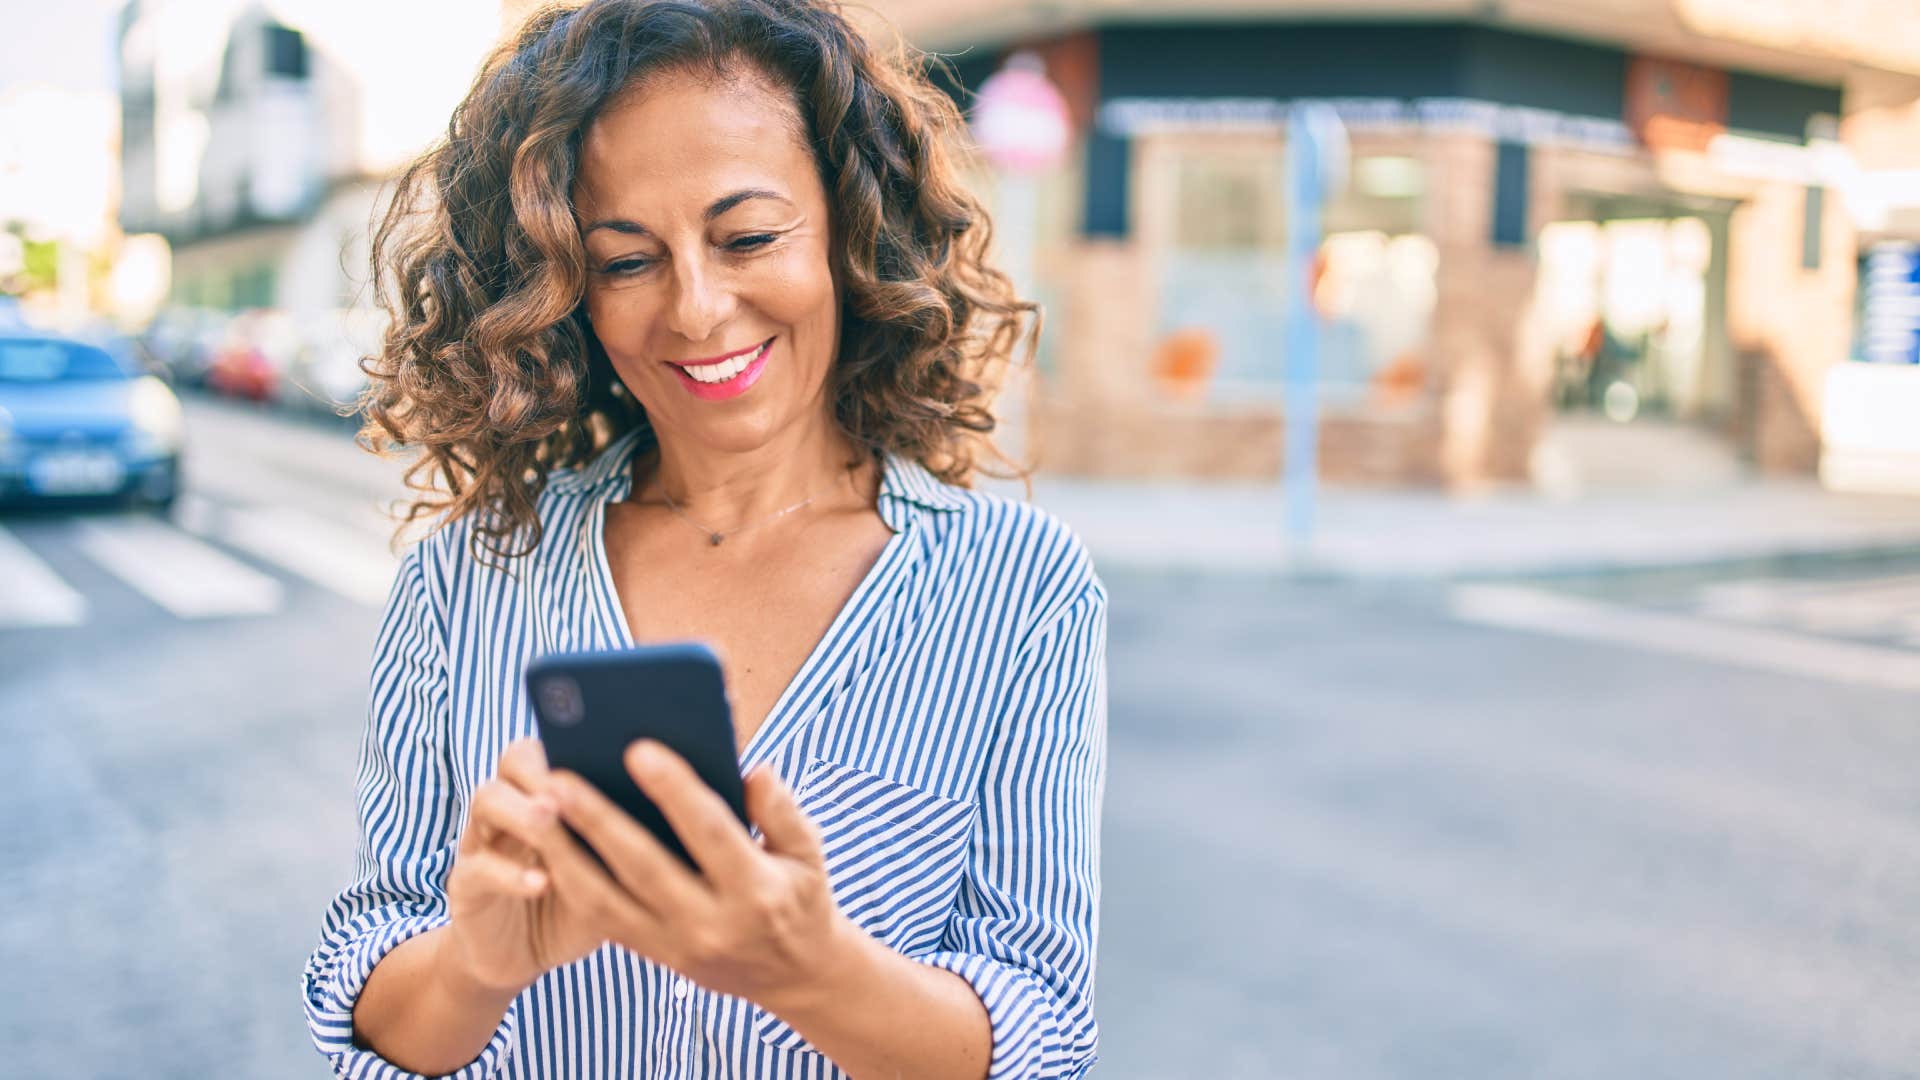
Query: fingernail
xmin=522 ymin=868 xmax=547 ymax=890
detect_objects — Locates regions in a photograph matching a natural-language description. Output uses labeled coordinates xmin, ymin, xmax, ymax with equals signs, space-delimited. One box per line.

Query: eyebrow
xmin=581 ymin=188 xmax=792 ymax=237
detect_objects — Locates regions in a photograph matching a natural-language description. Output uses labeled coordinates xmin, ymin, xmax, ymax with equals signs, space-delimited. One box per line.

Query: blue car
xmin=0 ymin=333 xmax=183 ymax=509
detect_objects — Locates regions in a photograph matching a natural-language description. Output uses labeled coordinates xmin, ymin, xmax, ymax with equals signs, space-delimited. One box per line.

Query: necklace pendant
xmin=708 ymin=532 xmax=725 ymax=546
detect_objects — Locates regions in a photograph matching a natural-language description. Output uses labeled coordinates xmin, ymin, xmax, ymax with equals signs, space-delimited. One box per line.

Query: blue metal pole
xmin=1283 ymin=103 xmax=1327 ymax=555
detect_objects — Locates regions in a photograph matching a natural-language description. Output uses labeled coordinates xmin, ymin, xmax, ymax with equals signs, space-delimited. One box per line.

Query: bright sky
xmin=0 ymin=0 xmax=499 ymax=244
xmin=271 ymin=0 xmax=499 ymax=169
xmin=0 ymin=0 xmax=122 ymax=96
xmin=0 ymin=0 xmax=121 ymax=242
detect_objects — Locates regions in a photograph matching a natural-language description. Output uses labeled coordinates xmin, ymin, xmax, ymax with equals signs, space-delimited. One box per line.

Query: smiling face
xmin=572 ymin=65 xmax=841 ymax=457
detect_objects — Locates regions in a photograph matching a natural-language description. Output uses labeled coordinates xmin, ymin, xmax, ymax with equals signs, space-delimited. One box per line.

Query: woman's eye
xmin=598 ymin=235 xmax=772 ymax=276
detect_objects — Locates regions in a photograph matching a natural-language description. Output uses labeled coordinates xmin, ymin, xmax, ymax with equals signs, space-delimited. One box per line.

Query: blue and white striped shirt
xmin=302 ymin=425 xmax=1108 ymax=1079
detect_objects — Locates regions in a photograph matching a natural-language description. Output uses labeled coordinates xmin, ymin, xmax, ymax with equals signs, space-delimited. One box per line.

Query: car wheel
xmin=132 ymin=460 xmax=181 ymax=515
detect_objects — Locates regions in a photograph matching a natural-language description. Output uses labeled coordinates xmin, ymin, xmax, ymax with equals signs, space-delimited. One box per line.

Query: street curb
xmin=1082 ymin=539 xmax=1920 ymax=586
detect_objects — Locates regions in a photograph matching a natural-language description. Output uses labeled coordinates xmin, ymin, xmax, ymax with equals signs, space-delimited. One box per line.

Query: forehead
xmin=573 ymin=68 xmax=815 ymax=217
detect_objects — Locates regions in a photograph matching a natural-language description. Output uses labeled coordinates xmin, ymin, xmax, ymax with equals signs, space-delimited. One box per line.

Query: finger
xmin=536 ymin=826 xmax=674 ymax=954
xmin=479 ymin=775 xmax=627 ymax=885
xmin=743 ymin=763 xmax=824 ymax=865
xmin=475 ymin=776 xmax=674 ymax=951
xmin=625 ymin=740 xmax=757 ymax=885
xmin=473 ymin=741 xmax=557 ymax=864
xmin=550 ymin=768 xmax=709 ymax=916
xmin=495 ymin=737 xmax=551 ymax=794
xmin=460 ymin=813 xmax=491 ymax=857
xmin=490 ymin=830 xmax=540 ymax=868
xmin=470 ymin=772 xmax=680 ymax=960
xmin=453 ymin=845 xmax=552 ymax=900
xmin=466 ymin=798 xmax=531 ymax=866
xmin=469 ymin=780 xmax=560 ymax=864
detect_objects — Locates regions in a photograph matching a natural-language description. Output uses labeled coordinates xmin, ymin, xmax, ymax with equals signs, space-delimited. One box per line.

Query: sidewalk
xmin=191 ymin=392 xmax=1920 ymax=581
xmin=1003 ymin=474 xmax=1920 ymax=579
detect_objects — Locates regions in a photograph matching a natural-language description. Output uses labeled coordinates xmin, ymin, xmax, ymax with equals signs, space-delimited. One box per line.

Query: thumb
xmin=744 ymin=765 xmax=822 ymax=865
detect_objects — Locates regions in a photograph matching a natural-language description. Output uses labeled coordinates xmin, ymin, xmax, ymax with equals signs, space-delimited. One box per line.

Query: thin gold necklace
xmin=655 ymin=474 xmax=834 ymax=547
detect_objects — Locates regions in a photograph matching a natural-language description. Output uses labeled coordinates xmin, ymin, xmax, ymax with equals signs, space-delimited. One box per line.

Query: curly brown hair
xmin=358 ymin=0 xmax=1038 ymax=565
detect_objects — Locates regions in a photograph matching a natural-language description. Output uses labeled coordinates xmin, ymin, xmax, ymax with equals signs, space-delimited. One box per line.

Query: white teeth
xmin=680 ymin=342 xmax=765 ymax=384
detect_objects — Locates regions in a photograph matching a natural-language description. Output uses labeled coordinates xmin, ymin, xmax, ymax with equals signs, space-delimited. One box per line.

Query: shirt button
xmin=672 ymin=978 xmax=690 ymax=1001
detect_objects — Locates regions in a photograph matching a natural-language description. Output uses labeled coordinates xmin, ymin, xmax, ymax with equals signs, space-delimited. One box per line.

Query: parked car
xmin=135 ymin=307 xmax=229 ymax=388
xmin=283 ymin=307 xmax=384 ymax=420
xmin=205 ymin=310 xmax=298 ymax=403
xmin=0 ymin=332 xmax=183 ymax=510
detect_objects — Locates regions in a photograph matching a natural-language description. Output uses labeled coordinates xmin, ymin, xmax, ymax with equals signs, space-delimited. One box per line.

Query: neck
xmin=635 ymin=416 xmax=870 ymax=528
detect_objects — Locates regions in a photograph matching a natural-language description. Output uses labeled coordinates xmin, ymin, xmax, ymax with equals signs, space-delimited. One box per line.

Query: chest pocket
xmin=751 ymin=756 xmax=977 ymax=1053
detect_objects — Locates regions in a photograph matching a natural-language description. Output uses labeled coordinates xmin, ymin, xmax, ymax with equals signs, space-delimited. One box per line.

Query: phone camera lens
xmin=537 ymin=676 xmax=584 ymax=726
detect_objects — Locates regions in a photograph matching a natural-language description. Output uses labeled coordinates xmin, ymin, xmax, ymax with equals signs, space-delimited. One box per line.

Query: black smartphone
xmin=524 ymin=643 xmax=749 ymax=869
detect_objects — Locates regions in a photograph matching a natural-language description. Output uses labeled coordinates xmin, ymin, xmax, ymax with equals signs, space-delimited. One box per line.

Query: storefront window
xmin=1538 ymin=216 xmax=1714 ymax=420
xmin=1313 ymin=230 xmax=1438 ymax=395
xmin=1153 ymin=141 xmax=1434 ymax=408
xmin=1174 ymin=152 xmax=1283 ymax=250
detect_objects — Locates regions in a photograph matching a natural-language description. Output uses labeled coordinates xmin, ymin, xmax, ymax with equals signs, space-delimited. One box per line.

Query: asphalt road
xmin=3 ymin=395 xmax=1918 ymax=1078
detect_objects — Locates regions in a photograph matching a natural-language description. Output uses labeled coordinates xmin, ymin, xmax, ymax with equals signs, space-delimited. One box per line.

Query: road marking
xmin=0 ymin=525 xmax=86 ymax=628
xmin=215 ymin=504 xmax=398 ymax=607
xmin=73 ymin=515 xmax=282 ymax=618
xmin=1698 ymin=575 xmax=1920 ymax=637
xmin=1451 ymin=584 xmax=1920 ymax=694
xmin=169 ymin=491 xmax=220 ymax=537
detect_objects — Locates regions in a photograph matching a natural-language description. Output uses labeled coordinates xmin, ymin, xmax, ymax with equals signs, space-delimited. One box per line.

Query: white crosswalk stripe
xmin=1453 ymin=584 xmax=1920 ymax=693
xmin=0 ymin=524 xmax=87 ymax=629
xmin=2 ymin=497 xmax=402 ymax=630
xmin=72 ymin=515 xmax=284 ymax=618
xmin=1696 ymin=575 xmax=1920 ymax=644
xmin=213 ymin=503 xmax=398 ymax=607
xmin=169 ymin=492 xmax=221 ymax=539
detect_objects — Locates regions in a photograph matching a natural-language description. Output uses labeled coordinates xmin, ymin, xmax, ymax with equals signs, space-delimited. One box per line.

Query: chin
xmin=667 ymin=408 xmax=798 ymax=455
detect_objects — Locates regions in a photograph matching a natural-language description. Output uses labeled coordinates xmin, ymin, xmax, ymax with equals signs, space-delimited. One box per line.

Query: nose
xmin=664 ymin=254 xmax=736 ymax=344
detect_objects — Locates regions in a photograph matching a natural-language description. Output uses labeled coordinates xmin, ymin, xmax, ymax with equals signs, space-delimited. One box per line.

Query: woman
xmin=299 ymin=2 xmax=1107 ymax=1078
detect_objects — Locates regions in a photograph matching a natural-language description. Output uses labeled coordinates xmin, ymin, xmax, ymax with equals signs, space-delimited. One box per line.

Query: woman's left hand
xmin=542 ymin=741 xmax=860 ymax=1011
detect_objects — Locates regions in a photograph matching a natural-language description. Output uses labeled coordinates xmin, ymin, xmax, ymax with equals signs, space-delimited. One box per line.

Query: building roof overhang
xmin=858 ymin=0 xmax=1920 ymax=85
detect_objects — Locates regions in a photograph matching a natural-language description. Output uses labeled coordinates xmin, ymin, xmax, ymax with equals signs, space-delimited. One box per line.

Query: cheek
xmin=760 ymin=245 xmax=838 ymax=325
xmin=582 ymin=288 xmax=654 ymax=358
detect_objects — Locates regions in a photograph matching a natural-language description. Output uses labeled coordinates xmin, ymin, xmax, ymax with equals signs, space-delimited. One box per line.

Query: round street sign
xmin=971 ymin=52 xmax=1071 ymax=173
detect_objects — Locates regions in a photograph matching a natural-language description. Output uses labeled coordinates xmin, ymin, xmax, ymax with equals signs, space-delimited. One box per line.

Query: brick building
xmin=863 ymin=0 xmax=1920 ymax=486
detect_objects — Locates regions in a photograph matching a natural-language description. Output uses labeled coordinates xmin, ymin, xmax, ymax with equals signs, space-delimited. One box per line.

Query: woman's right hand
xmin=440 ymin=738 xmax=608 ymax=995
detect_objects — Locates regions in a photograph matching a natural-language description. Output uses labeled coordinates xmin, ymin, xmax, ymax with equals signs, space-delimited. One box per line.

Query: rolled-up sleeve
xmin=301 ymin=541 xmax=517 ymax=1079
xmin=918 ymin=574 xmax=1108 ymax=1079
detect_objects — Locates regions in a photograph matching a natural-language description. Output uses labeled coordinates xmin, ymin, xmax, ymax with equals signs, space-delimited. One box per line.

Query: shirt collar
xmin=877 ymin=449 xmax=968 ymax=515
xmin=554 ymin=426 xmax=968 ymax=518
